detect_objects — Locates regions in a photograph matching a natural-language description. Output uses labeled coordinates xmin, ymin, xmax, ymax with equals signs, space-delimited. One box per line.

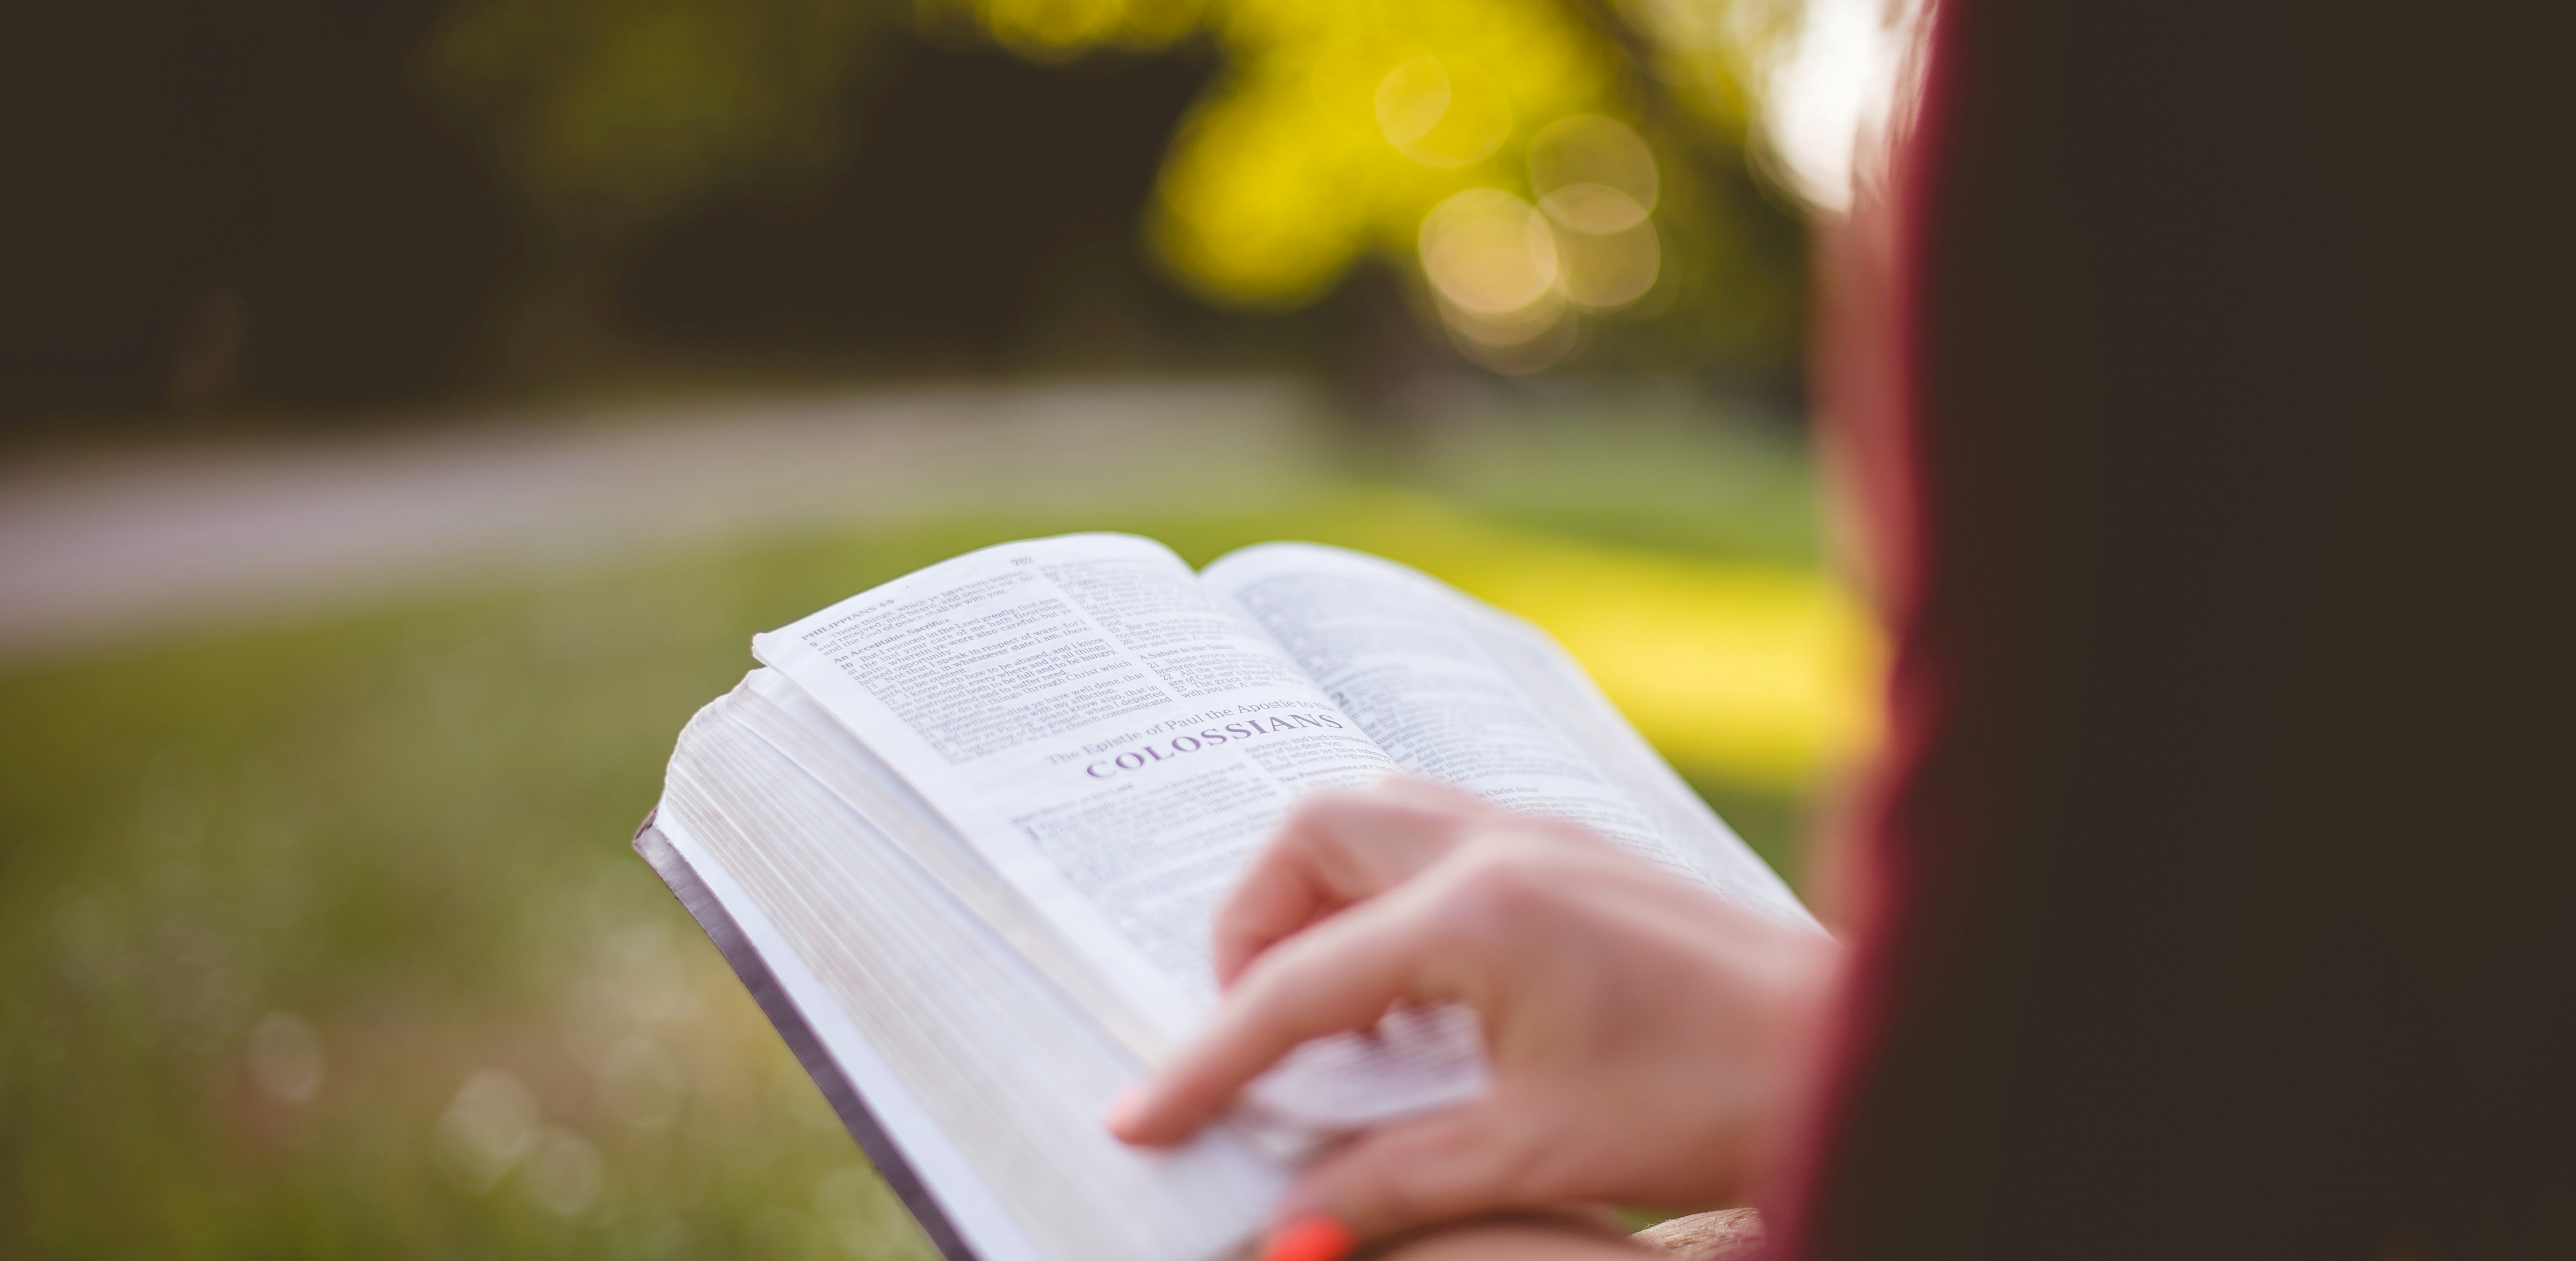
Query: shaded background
xmin=1 ymin=0 xmax=1889 ymax=1255
xmin=7 ymin=0 xmax=1816 ymax=417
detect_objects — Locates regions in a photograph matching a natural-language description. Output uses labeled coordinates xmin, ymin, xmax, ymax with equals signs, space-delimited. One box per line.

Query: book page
xmin=1200 ymin=542 xmax=1813 ymax=927
xmin=659 ymin=695 xmax=1289 ymax=1261
xmin=752 ymin=534 xmax=1408 ymax=1040
xmin=732 ymin=668 xmax=1170 ymax=1061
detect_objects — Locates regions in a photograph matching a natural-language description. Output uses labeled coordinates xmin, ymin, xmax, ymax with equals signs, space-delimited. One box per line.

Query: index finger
xmin=1212 ymin=778 xmax=1493 ymax=984
xmin=1118 ymin=876 xmax=1463 ymax=1145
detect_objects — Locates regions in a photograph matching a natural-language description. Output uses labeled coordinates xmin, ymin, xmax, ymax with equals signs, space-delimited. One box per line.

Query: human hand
xmin=1107 ymin=779 xmax=1837 ymax=1255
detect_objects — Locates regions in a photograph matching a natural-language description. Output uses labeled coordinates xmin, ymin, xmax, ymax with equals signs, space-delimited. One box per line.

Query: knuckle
xmin=1382 ymin=805 xmax=1470 ymax=847
xmin=1432 ymin=843 xmax=1565 ymax=938
xmin=1292 ymin=791 xmax=1426 ymax=843
xmin=1370 ymin=1145 xmax=1477 ymax=1225
xmin=1370 ymin=776 xmax=1485 ymax=813
xmin=1376 ymin=1119 xmax=1543 ymax=1222
xmin=1275 ymin=792 xmax=1355 ymax=838
xmin=1370 ymin=1169 xmax=1437 ymax=1228
xmin=1489 ymin=1123 xmax=1557 ymax=1203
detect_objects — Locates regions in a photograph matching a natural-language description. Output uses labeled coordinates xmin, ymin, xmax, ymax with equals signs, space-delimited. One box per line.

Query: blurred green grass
xmin=0 ymin=484 xmax=1835 ymax=1259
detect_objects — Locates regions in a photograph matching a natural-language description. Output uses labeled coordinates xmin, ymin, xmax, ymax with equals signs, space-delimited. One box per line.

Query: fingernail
xmin=1260 ymin=1216 xmax=1355 ymax=1261
xmin=1101 ymin=1087 xmax=1143 ymax=1134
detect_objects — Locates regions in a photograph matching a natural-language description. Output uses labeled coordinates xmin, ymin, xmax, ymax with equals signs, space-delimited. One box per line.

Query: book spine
xmin=632 ymin=813 xmax=982 ymax=1261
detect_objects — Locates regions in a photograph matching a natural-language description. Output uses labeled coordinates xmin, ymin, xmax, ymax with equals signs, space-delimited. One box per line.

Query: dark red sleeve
xmin=1764 ymin=4 xmax=2573 ymax=1258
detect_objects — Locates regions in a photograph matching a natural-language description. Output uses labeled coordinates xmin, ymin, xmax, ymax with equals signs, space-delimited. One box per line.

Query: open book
xmin=639 ymin=534 xmax=1816 ymax=1261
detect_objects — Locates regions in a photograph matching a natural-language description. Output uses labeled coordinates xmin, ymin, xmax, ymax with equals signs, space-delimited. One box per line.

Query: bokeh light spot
xmin=598 ymin=1036 xmax=687 ymax=1129
xmin=1527 ymin=115 xmax=1662 ymax=311
xmin=433 ymin=1069 xmax=541 ymax=1193
xmin=1539 ymin=183 xmax=1649 ymax=235
xmin=1528 ymin=114 xmax=1659 ymax=212
xmin=246 ymin=1010 xmax=327 ymax=1105
xmin=1420 ymin=188 xmax=1559 ymax=317
xmin=519 ymin=1127 xmax=606 ymax=1217
xmin=1374 ymin=57 xmax=1453 ymax=147
xmin=1379 ymin=55 xmax=1512 ymax=168
xmin=1552 ymin=216 xmax=1661 ymax=310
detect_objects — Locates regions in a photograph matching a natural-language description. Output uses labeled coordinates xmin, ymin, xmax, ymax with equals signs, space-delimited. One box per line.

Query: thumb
xmin=1274 ymin=1103 xmax=1534 ymax=1246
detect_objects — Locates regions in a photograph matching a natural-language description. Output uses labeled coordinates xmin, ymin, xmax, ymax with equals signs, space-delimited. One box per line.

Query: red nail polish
xmin=1261 ymin=1216 xmax=1355 ymax=1261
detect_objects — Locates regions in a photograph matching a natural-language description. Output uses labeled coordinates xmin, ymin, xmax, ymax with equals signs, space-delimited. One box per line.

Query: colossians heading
xmin=1075 ymin=712 xmax=1348 ymax=779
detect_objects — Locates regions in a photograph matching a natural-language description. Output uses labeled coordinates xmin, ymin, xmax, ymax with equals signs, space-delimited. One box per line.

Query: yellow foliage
xmin=1153 ymin=0 xmax=1626 ymax=306
xmin=1462 ymin=547 xmax=1879 ymax=789
xmin=931 ymin=0 xmax=1646 ymax=307
xmin=424 ymin=0 xmax=1788 ymax=323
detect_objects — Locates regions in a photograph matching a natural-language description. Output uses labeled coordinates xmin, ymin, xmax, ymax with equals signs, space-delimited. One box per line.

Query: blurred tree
xmin=0 ymin=0 xmax=1815 ymax=420
xmin=615 ymin=39 xmax=1216 ymax=356
xmin=2 ymin=0 xmax=516 ymax=419
xmin=424 ymin=0 xmax=1810 ymax=381
xmin=426 ymin=0 xmax=888 ymax=232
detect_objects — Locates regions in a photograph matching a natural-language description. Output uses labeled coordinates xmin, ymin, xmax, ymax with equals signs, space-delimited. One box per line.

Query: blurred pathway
xmin=0 ymin=380 xmax=1334 ymax=662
